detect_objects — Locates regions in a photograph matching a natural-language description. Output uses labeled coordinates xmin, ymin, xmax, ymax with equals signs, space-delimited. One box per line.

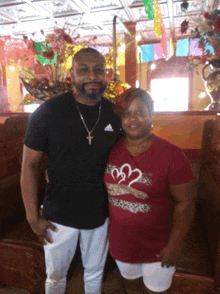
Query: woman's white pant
xmin=43 ymin=219 xmax=109 ymax=294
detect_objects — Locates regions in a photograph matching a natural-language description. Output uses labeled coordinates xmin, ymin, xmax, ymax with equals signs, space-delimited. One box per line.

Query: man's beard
xmin=74 ymin=81 xmax=107 ymax=101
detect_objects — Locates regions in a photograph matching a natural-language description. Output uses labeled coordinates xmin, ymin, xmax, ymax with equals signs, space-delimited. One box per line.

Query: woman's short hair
xmin=115 ymin=87 xmax=154 ymax=117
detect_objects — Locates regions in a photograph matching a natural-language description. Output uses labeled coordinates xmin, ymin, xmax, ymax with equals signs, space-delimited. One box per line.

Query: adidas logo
xmin=104 ymin=124 xmax=114 ymax=132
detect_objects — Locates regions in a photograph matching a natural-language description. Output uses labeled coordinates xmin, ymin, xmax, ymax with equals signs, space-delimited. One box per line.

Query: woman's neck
xmin=125 ymin=133 xmax=153 ymax=147
xmin=124 ymin=133 xmax=154 ymax=156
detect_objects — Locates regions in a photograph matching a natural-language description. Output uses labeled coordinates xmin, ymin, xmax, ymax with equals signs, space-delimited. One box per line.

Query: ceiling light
xmin=135 ymin=80 xmax=139 ymax=88
xmin=10 ymin=66 xmax=15 ymax=72
xmin=150 ymin=63 xmax=156 ymax=70
xmin=137 ymin=46 xmax=142 ymax=54
xmin=136 ymin=34 xmax=141 ymax=42
xmin=119 ymin=43 xmax=125 ymax=53
xmin=199 ymin=92 xmax=206 ymax=98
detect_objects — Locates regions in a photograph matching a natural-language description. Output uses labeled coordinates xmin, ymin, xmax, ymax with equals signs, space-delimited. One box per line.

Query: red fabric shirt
xmin=104 ymin=135 xmax=194 ymax=263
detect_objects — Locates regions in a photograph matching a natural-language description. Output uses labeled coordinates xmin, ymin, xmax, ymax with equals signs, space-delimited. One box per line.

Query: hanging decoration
xmin=152 ymin=0 xmax=168 ymax=58
xmin=154 ymin=43 xmax=164 ymax=60
xmin=143 ymin=0 xmax=154 ymax=20
xmin=153 ymin=0 xmax=161 ymax=39
xmin=176 ymin=38 xmax=189 ymax=57
xmin=160 ymin=19 xmax=168 ymax=58
xmin=141 ymin=44 xmax=154 ymax=62
xmin=169 ymin=38 xmax=175 ymax=57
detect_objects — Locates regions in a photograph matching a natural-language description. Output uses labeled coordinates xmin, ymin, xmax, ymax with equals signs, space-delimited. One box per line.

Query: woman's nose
xmin=129 ymin=112 xmax=138 ymax=120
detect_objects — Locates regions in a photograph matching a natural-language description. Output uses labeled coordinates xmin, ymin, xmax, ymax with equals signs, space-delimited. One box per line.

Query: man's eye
xmin=79 ymin=68 xmax=88 ymax=73
xmin=95 ymin=68 xmax=105 ymax=74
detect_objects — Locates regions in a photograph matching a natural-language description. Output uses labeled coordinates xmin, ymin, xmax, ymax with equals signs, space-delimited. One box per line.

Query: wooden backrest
xmin=197 ymin=118 xmax=220 ymax=290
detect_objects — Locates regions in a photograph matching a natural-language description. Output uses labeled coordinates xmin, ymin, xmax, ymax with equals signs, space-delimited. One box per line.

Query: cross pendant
xmin=87 ymin=132 xmax=94 ymax=145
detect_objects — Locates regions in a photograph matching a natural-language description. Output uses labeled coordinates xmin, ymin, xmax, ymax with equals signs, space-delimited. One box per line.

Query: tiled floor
xmin=0 ymin=268 xmax=215 ymax=294
xmin=0 ymin=268 xmax=123 ymax=294
xmin=0 ymin=287 xmax=29 ymax=294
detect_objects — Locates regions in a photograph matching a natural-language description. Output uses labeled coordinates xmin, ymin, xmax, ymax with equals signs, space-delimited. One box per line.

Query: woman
xmin=104 ymin=88 xmax=194 ymax=294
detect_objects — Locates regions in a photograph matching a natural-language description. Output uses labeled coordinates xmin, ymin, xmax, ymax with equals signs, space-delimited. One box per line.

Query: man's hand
xmin=28 ymin=216 xmax=58 ymax=245
xmin=157 ymin=243 xmax=183 ymax=268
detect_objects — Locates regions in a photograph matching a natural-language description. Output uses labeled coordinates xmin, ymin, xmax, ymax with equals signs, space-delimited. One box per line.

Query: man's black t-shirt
xmin=24 ymin=92 xmax=121 ymax=229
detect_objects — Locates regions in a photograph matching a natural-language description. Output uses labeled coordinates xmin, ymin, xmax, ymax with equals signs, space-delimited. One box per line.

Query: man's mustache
xmin=83 ymin=82 xmax=102 ymax=86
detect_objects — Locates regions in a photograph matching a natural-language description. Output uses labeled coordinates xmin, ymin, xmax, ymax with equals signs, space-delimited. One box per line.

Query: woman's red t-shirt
xmin=104 ymin=136 xmax=194 ymax=263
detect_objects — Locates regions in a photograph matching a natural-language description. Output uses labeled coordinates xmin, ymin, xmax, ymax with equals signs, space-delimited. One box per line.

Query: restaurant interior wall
xmin=0 ymin=59 xmax=212 ymax=113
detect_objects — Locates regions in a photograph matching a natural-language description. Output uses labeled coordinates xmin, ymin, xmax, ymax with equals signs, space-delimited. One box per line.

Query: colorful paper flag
xmin=169 ymin=38 xmax=175 ymax=57
xmin=176 ymin=38 xmax=189 ymax=56
xmin=160 ymin=20 xmax=168 ymax=58
xmin=154 ymin=43 xmax=163 ymax=60
xmin=143 ymin=0 xmax=154 ymax=20
xmin=154 ymin=0 xmax=161 ymax=39
xmin=189 ymin=39 xmax=202 ymax=56
xmin=141 ymin=44 xmax=154 ymax=62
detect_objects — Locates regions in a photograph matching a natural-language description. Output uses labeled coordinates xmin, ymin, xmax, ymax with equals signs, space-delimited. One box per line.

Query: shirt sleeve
xmin=168 ymin=148 xmax=194 ymax=186
xmin=24 ymin=104 xmax=48 ymax=151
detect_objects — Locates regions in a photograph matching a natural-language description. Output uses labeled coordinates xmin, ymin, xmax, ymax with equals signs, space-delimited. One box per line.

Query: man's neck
xmin=72 ymin=90 xmax=101 ymax=106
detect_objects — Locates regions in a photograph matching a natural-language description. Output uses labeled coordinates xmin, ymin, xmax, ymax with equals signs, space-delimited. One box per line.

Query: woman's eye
xmin=122 ymin=112 xmax=130 ymax=118
xmin=137 ymin=110 xmax=145 ymax=115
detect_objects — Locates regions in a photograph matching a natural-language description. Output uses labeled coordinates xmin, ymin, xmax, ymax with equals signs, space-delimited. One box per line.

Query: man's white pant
xmin=43 ymin=218 xmax=109 ymax=294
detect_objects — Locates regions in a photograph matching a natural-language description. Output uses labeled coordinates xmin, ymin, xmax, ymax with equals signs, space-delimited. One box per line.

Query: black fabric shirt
xmin=24 ymin=92 xmax=121 ymax=229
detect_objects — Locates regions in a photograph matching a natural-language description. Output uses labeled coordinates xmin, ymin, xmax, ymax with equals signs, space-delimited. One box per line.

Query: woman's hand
xmin=157 ymin=243 xmax=183 ymax=268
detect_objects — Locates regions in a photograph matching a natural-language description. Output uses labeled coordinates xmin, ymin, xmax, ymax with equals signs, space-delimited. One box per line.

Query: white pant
xmin=115 ymin=260 xmax=175 ymax=292
xmin=44 ymin=219 xmax=109 ymax=294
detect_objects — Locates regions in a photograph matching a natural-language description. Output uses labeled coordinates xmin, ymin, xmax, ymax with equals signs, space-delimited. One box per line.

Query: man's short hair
xmin=73 ymin=47 xmax=106 ymax=63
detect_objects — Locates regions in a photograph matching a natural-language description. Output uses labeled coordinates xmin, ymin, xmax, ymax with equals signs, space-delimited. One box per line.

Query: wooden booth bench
xmin=0 ymin=111 xmax=219 ymax=294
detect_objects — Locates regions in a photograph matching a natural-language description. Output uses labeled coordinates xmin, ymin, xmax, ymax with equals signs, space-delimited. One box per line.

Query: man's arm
xmin=158 ymin=181 xmax=195 ymax=267
xmin=20 ymin=145 xmax=57 ymax=244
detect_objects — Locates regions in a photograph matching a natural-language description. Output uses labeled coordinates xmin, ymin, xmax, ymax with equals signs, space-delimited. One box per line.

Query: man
xmin=20 ymin=48 xmax=121 ymax=294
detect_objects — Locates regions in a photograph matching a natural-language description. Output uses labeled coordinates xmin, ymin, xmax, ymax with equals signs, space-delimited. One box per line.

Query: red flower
xmin=65 ymin=77 xmax=71 ymax=85
xmin=204 ymin=12 xmax=212 ymax=19
xmin=63 ymin=33 xmax=73 ymax=44
xmin=42 ymin=50 xmax=55 ymax=60
xmin=214 ymin=17 xmax=220 ymax=33
xmin=180 ymin=20 xmax=189 ymax=34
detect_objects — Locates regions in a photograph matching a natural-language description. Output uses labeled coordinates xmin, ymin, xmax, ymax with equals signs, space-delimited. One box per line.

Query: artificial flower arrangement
xmin=185 ymin=0 xmax=220 ymax=70
xmin=20 ymin=29 xmax=84 ymax=102
xmin=20 ymin=29 xmax=128 ymax=104
xmin=20 ymin=93 xmax=42 ymax=105
xmin=104 ymin=80 xmax=130 ymax=103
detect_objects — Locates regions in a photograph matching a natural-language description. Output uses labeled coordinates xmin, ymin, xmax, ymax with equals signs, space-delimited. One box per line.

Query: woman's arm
xmin=158 ymin=181 xmax=195 ymax=267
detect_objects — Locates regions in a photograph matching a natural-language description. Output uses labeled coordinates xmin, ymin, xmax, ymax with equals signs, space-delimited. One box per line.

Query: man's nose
xmin=87 ymin=69 xmax=97 ymax=80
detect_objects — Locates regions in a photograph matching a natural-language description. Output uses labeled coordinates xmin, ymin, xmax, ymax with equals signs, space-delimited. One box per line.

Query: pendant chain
xmin=74 ymin=100 xmax=102 ymax=145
